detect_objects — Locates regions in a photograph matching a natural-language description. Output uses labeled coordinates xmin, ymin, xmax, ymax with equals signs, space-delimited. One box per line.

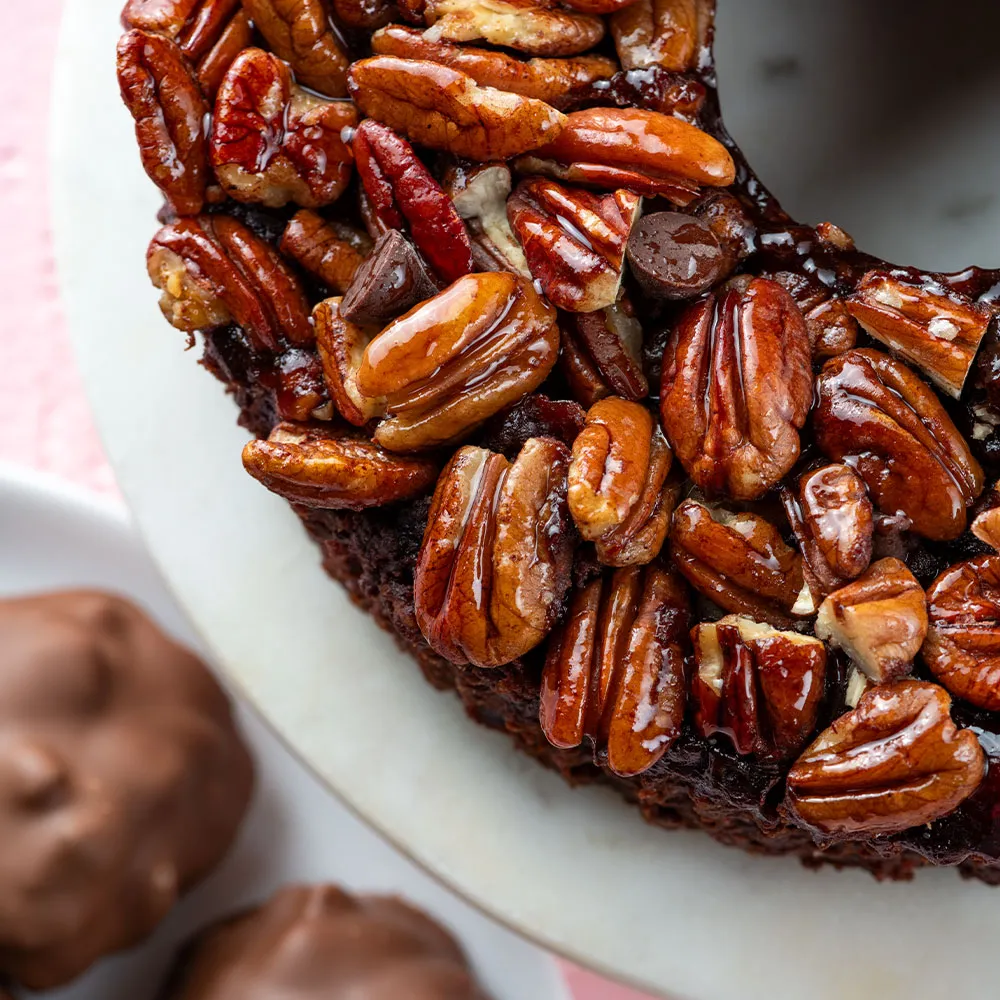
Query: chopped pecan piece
xmin=610 ymin=0 xmax=711 ymax=71
xmin=660 ymin=276 xmax=812 ymax=500
xmin=560 ymin=301 xmax=648 ymax=406
xmin=210 ymin=49 xmax=356 ymax=208
xmin=117 ymin=29 xmax=209 ymax=216
xmin=443 ymin=163 xmax=530 ymax=277
xmin=814 ymin=349 xmax=984 ymax=541
xmin=768 ymin=270 xmax=859 ymax=359
xmin=507 ymin=178 xmax=641 ymax=313
xmin=816 ymin=558 xmax=928 ymax=684
xmin=332 ymin=0 xmax=396 ymax=27
xmin=972 ymin=491 xmax=1000 ymax=550
xmin=846 ymin=271 xmax=992 ymax=398
xmin=340 ymin=230 xmax=440 ymax=327
xmin=352 ymin=119 xmax=473 ymax=284
xmin=515 ymin=107 xmax=735 ymax=204
xmin=781 ymin=464 xmax=873 ymax=600
xmin=241 ymin=0 xmax=349 ymax=97
xmin=355 ymin=273 xmax=561 ymax=451
xmin=670 ymin=500 xmax=811 ymax=625
xmin=243 ymin=422 xmax=438 ymax=509
xmin=568 ymin=398 xmax=674 ymax=566
xmin=540 ymin=565 xmax=690 ymax=776
xmin=348 ymin=57 xmax=567 ymax=162
xmin=370 ymin=25 xmax=617 ymax=109
xmin=271 ymin=347 xmax=330 ymax=421
xmin=279 ymin=211 xmax=371 ymax=295
xmin=785 ymin=680 xmax=985 ymax=837
xmin=691 ymin=616 xmax=826 ymax=760
xmin=924 ymin=556 xmax=1000 ymax=711
xmin=419 ymin=0 xmax=605 ymax=56
xmin=415 ymin=438 xmax=574 ymax=667
xmin=313 ymin=297 xmax=380 ymax=427
xmin=147 ymin=215 xmax=311 ymax=350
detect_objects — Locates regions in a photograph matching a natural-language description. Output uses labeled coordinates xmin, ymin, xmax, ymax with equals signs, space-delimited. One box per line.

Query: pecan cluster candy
xmin=122 ymin=0 xmax=1000 ymax=861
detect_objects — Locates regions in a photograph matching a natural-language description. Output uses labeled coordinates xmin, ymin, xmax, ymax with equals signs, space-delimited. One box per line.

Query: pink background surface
xmin=2 ymin=3 xmax=658 ymax=997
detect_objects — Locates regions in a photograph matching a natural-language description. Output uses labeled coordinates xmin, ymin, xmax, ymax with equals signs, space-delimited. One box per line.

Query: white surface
xmin=52 ymin=2 xmax=1000 ymax=998
xmin=0 ymin=464 xmax=566 ymax=1000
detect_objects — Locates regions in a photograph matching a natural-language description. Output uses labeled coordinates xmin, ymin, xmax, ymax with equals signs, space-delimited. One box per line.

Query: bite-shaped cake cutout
xmin=0 ymin=591 xmax=253 ymax=989
xmin=158 ymin=884 xmax=491 ymax=999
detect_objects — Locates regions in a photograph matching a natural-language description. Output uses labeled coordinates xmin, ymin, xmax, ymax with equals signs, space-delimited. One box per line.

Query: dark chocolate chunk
xmin=626 ymin=212 xmax=725 ymax=300
xmin=340 ymin=229 xmax=440 ymax=327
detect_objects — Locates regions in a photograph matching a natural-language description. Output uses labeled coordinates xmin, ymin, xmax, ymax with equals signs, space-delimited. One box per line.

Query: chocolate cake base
xmin=202 ymin=332 xmax=1000 ymax=885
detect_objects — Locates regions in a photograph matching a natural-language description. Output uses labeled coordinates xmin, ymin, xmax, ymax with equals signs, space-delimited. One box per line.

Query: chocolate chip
xmin=340 ymin=229 xmax=440 ymax=327
xmin=626 ymin=212 xmax=725 ymax=301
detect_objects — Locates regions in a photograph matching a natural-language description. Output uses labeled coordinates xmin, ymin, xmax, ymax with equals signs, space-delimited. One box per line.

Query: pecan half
xmin=560 ymin=300 xmax=648 ymax=406
xmin=355 ymin=273 xmax=561 ymax=451
xmin=279 ymin=210 xmax=371 ymax=294
xmin=568 ymin=398 xmax=674 ymax=566
xmin=348 ymin=57 xmax=567 ymax=162
xmin=507 ymin=179 xmax=641 ymax=313
xmin=210 ymin=49 xmax=356 ymax=208
xmin=846 ymin=271 xmax=992 ymax=399
xmin=242 ymin=422 xmax=439 ymax=508
xmin=610 ymin=0 xmax=711 ymax=72
xmin=814 ymin=349 xmax=984 ymax=541
xmin=660 ymin=276 xmax=812 ymax=500
xmin=147 ymin=215 xmax=312 ymax=349
xmin=815 ymin=558 xmax=928 ymax=684
xmin=924 ymin=556 xmax=1000 ymax=711
xmin=785 ymin=680 xmax=985 ymax=837
xmin=117 ymin=29 xmax=209 ymax=215
xmin=691 ymin=616 xmax=826 ymax=761
xmin=191 ymin=7 xmax=253 ymax=96
xmin=415 ymin=438 xmax=574 ymax=667
xmin=241 ymin=0 xmax=349 ymax=97
xmin=515 ymin=107 xmax=735 ymax=204
xmin=670 ymin=500 xmax=811 ymax=625
xmin=443 ymin=163 xmax=530 ymax=277
xmin=540 ymin=564 xmax=690 ymax=776
xmin=351 ymin=119 xmax=473 ymax=283
xmin=313 ymin=297 xmax=381 ymax=426
xmin=781 ymin=464 xmax=873 ymax=599
xmin=419 ymin=0 xmax=605 ymax=56
xmin=370 ymin=25 xmax=617 ymax=109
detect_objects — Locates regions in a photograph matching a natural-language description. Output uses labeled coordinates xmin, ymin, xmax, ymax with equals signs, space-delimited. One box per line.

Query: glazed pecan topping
xmin=243 ymin=422 xmax=439 ymax=509
xmin=972 ymin=492 xmax=1000 ymax=551
xmin=781 ymin=464 xmax=873 ymax=600
xmin=347 ymin=57 xmax=567 ymax=162
xmin=559 ymin=302 xmax=648 ymax=407
xmin=415 ymin=438 xmax=574 ymax=667
xmin=815 ymin=558 xmax=928 ymax=684
xmin=660 ymin=276 xmax=812 ymax=501
xmin=507 ymin=179 xmax=641 ymax=313
xmin=568 ymin=398 xmax=675 ymax=566
xmin=279 ymin=211 xmax=371 ymax=295
xmin=210 ymin=48 xmax=356 ymax=208
xmin=352 ymin=119 xmax=473 ymax=284
xmin=540 ymin=564 xmax=689 ymax=776
xmin=785 ymin=680 xmax=985 ymax=837
xmin=691 ymin=616 xmax=826 ymax=761
xmin=670 ymin=500 xmax=810 ymax=625
xmin=117 ymin=29 xmax=209 ymax=215
xmin=418 ymin=0 xmax=606 ymax=56
xmin=313 ymin=297 xmax=381 ymax=427
xmin=846 ymin=271 xmax=992 ymax=399
xmin=768 ymin=270 xmax=859 ymax=360
xmin=923 ymin=556 xmax=1000 ymax=711
xmin=516 ymin=107 xmax=735 ymax=203
xmin=147 ymin=215 xmax=312 ymax=350
xmin=370 ymin=25 xmax=617 ymax=108
xmin=241 ymin=0 xmax=349 ymax=97
xmin=610 ymin=0 xmax=711 ymax=71
xmin=814 ymin=349 xmax=984 ymax=541
xmin=354 ymin=273 xmax=561 ymax=451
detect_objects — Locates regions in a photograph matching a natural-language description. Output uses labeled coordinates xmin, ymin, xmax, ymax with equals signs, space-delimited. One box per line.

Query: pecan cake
xmin=117 ymin=0 xmax=1000 ymax=881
